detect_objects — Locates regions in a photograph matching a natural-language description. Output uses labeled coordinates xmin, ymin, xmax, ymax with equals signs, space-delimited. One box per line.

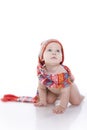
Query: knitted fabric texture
xmin=1 ymin=94 xmax=38 ymax=103
xmin=37 ymin=64 xmax=74 ymax=89
xmin=1 ymin=64 xmax=74 ymax=103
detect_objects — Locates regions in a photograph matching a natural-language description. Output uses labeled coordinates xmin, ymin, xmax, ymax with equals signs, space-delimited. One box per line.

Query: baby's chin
xmin=45 ymin=62 xmax=61 ymax=66
xmin=50 ymin=59 xmax=62 ymax=64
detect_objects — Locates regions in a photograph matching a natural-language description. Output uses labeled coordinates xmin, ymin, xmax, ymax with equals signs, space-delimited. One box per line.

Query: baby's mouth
xmin=51 ymin=57 xmax=57 ymax=59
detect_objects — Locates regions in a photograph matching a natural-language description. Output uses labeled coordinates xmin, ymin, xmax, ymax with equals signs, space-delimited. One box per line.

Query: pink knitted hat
xmin=38 ymin=39 xmax=64 ymax=65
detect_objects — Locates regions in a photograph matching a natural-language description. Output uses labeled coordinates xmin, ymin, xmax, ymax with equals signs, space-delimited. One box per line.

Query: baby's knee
xmin=72 ymin=101 xmax=80 ymax=105
xmin=71 ymin=98 xmax=82 ymax=105
xmin=70 ymin=95 xmax=84 ymax=105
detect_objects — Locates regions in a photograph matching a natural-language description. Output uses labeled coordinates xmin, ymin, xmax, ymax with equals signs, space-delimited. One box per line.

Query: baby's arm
xmin=53 ymin=87 xmax=70 ymax=114
xmin=34 ymin=82 xmax=47 ymax=106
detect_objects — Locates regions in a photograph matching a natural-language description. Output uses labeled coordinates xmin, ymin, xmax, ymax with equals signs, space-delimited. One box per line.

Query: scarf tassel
xmin=1 ymin=94 xmax=38 ymax=103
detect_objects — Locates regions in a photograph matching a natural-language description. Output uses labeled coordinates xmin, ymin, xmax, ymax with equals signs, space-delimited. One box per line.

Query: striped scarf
xmin=1 ymin=65 xmax=74 ymax=103
xmin=37 ymin=64 xmax=74 ymax=89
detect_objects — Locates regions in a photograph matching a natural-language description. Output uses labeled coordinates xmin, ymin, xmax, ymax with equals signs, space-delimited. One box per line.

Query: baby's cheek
xmin=58 ymin=55 xmax=62 ymax=63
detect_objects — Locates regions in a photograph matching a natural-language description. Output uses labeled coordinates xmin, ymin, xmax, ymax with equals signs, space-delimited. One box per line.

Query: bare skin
xmin=34 ymin=83 xmax=84 ymax=114
xmin=34 ymin=42 xmax=84 ymax=114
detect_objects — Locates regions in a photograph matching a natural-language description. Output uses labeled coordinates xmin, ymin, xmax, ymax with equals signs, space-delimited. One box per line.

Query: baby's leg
xmin=53 ymin=87 xmax=70 ymax=114
xmin=47 ymin=91 xmax=58 ymax=104
xmin=34 ymin=84 xmax=47 ymax=107
xmin=69 ymin=83 xmax=84 ymax=105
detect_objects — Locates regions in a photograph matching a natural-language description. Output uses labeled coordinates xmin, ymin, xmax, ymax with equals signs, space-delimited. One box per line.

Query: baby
xmin=34 ymin=39 xmax=84 ymax=114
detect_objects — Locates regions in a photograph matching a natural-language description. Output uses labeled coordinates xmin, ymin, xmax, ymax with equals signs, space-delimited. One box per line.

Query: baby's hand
xmin=53 ymin=105 xmax=66 ymax=114
xmin=34 ymin=101 xmax=47 ymax=107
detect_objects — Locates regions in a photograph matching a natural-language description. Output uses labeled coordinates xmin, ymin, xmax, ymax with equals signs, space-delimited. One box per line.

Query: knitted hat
xmin=38 ymin=39 xmax=64 ymax=65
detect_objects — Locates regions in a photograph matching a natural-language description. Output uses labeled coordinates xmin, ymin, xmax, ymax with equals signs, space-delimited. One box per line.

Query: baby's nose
xmin=52 ymin=52 xmax=56 ymax=55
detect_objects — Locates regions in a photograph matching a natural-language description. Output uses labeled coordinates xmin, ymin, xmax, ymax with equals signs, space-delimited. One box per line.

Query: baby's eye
xmin=48 ymin=49 xmax=52 ymax=52
xmin=56 ymin=49 xmax=60 ymax=52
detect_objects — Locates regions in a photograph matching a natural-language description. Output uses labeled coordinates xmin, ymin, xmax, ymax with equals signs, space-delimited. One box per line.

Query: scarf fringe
xmin=1 ymin=94 xmax=38 ymax=103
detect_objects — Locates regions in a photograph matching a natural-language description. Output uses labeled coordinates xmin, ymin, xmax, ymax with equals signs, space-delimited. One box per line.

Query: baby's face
xmin=43 ymin=42 xmax=62 ymax=66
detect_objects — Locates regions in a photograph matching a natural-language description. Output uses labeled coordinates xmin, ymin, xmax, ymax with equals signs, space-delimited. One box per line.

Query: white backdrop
xmin=0 ymin=0 xmax=87 ymax=97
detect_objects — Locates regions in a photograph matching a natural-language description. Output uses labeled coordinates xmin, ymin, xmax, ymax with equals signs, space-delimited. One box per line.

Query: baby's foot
xmin=34 ymin=101 xmax=47 ymax=107
xmin=53 ymin=105 xmax=66 ymax=114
